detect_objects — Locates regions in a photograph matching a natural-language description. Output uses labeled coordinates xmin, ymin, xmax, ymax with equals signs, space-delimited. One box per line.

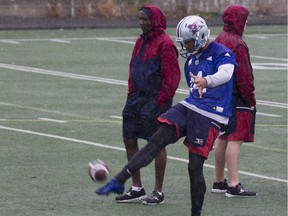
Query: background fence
xmin=0 ymin=0 xmax=287 ymax=29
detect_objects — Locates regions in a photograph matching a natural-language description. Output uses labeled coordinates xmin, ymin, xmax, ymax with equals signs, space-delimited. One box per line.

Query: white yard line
xmin=0 ymin=124 xmax=286 ymax=184
xmin=251 ymin=55 xmax=288 ymax=62
xmin=257 ymin=100 xmax=288 ymax=109
xmin=110 ymin=115 xmax=123 ymax=119
xmin=0 ymin=39 xmax=20 ymax=44
xmin=1 ymin=35 xmax=287 ymax=62
xmin=49 ymin=39 xmax=71 ymax=43
xmin=256 ymin=112 xmax=281 ymax=117
xmin=0 ymin=63 xmax=286 ymax=112
xmin=96 ymin=37 xmax=135 ymax=44
xmin=252 ymin=63 xmax=288 ymax=70
xmin=38 ymin=118 xmax=67 ymax=123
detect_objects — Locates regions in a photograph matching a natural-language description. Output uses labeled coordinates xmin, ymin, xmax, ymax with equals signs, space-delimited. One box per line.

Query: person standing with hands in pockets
xmin=211 ymin=5 xmax=257 ymax=197
xmin=115 ymin=5 xmax=181 ymax=205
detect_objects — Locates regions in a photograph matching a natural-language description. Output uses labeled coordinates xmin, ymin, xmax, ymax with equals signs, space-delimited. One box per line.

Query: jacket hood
xmin=141 ymin=5 xmax=166 ymax=31
xmin=222 ymin=5 xmax=249 ymax=36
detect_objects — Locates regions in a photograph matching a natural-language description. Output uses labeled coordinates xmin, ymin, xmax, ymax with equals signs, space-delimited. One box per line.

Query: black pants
xmin=115 ymin=124 xmax=206 ymax=216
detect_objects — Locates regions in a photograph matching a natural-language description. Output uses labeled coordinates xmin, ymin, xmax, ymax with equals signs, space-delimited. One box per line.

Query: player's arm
xmin=190 ymin=64 xmax=234 ymax=98
xmin=204 ymin=63 xmax=234 ymax=87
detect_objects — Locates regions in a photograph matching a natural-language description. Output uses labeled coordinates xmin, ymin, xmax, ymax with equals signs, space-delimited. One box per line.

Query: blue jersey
xmin=183 ymin=41 xmax=236 ymax=118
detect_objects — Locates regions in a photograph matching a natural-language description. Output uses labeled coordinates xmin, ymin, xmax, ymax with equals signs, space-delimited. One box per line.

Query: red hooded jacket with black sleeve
xmin=214 ymin=5 xmax=256 ymax=107
xmin=127 ymin=5 xmax=181 ymax=115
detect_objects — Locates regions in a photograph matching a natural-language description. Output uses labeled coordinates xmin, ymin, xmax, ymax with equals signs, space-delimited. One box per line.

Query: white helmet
xmin=176 ymin=15 xmax=210 ymax=57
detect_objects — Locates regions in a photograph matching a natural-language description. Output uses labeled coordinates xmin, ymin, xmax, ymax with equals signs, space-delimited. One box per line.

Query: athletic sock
xmin=132 ymin=186 xmax=143 ymax=192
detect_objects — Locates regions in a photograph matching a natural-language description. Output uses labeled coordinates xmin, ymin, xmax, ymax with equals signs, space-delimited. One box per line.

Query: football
xmin=88 ymin=159 xmax=110 ymax=182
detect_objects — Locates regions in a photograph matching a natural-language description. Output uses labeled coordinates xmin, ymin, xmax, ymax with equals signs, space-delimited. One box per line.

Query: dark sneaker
xmin=142 ymin=191 xmax=164 ymax=205
xmin=211 ymin=179 xmax=228 ymax=193
xmin=225 ymin=183 xmax=257 ymax=198
xmin=115 ymin=187 xmax=146 ymax=203
xmin=96 ymin=178 xmax=125 ymax=195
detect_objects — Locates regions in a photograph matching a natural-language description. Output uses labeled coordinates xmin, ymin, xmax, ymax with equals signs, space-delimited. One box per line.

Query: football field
xmin=0 ymin=25 xmax=287 ymax=216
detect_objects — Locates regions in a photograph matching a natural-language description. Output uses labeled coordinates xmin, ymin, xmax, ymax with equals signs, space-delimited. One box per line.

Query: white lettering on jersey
xmin=225 ymin=52 xmax=231 ymax=57
xmin=207 ymin=56 xmax=212 ymax=61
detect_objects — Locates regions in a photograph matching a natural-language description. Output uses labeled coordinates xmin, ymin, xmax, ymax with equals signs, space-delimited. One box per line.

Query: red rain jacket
xmin=128 ymin=5 xmax=181 ymax=108
xmin=215 ymin=5 xmax=256 ymax=106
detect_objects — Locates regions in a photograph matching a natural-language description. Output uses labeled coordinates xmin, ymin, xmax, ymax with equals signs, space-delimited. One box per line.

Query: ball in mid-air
xmin=88 ymin=159 xmax=109 ymax=182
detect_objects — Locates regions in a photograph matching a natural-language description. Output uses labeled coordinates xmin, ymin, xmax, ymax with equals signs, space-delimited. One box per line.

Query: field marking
xmin=38 ymin=118 xmax=67 ymax=123
xmin=95 ymin=37 xmax=288 ymax=64
xmin=0 ymin=101 xmax=123 ymax=124
xmin=110 ymin=115 xmax=123 ymax=119
xmin=256 ymin=112 xmax=281 ymax=117
xmin=49 ymin=39 xmax=71 ymax=43
xmin=245 ymin=35 xmax=269 ymax=39
xmin=0 ymin=39 xmax=20 ymax=44
xmin=252 ymin=63 xmax=288 ymax=70
xmin=242 ymin=143 xmax=287 ymax=153
xmin=96 ymin=37 xmax=135 ymax=45
xmin=0 ymin=101 xmax=89 ymax=118
xmin=0 ymin=113 xmax=286 ymax=127
xmin=256 ymin=124 xmax=287 ymax=127
xmin=0 ymin=63 xmax=127 ymax=85
xmin=0 ymin=35 xmax=287 ymax=62
xmin=0 ymin=118 xmax=122 ymax=123
xmin=1 ymin=36 xmax=138 ymax=42
xmin=251 ymin=55 xmax=288 ymax=62
xmin=256 ymin=100 xmax=288 ymax=109
xmin=0 ymin=63 xmax=287 ymax=111
xmin=0 ymin=124 xmax=287 ymax=184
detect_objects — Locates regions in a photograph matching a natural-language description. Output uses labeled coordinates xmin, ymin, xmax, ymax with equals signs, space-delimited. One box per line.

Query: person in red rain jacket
xmin=115 ymin=5 xmax=181 ymax=204
xmin=211 ymin=5 xmax=257 ymax=197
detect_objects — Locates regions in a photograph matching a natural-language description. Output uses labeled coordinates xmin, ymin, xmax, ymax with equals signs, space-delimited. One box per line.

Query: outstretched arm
xmin=190 ymin=63 xmax=234 ymax=98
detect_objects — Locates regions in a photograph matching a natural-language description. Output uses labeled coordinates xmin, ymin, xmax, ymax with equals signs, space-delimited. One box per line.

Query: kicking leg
xmin=96 ymin=124 xmax=177 ymax=195
xmin=116 ymin=124 xmax=177 ymax=183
